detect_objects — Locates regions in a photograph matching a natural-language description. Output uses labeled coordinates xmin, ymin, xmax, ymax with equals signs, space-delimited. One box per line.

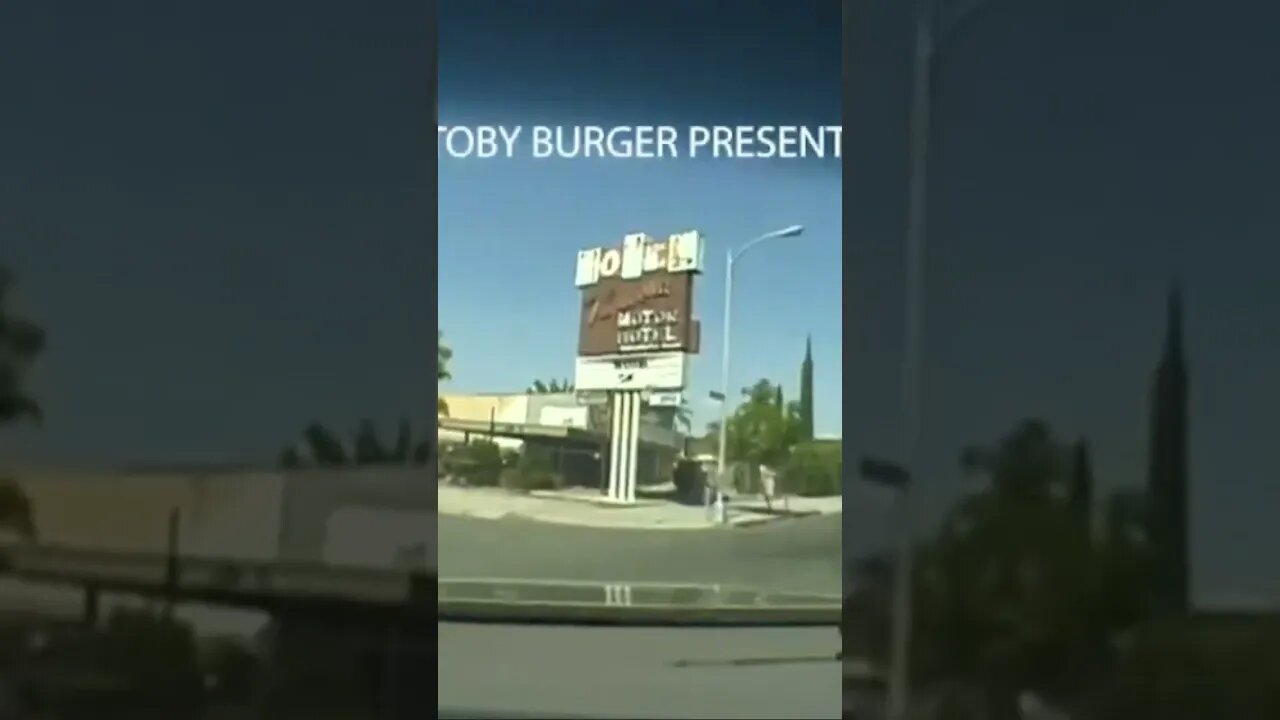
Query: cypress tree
xmin=799 ymin=335 xmax=815 ymax=441
xmin=1146 ymin=283 xmax=1190 ymax=615
xmin=1070 ymin=438 xmax=1095 ymax=531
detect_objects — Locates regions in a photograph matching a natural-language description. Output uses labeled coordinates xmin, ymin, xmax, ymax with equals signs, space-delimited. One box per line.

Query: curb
xmin=503 ymin=512 xmax=743 ymax=530
xmin=438 ymin=599 xmax=840 ymax=626
xmin=439 ymin=509 xmax=800 ymax=530
xmin=437 ymin=507 xmax=778 ymax=530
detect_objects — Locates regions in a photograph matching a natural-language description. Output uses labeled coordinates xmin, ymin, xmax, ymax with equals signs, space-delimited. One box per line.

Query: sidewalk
xmin=436 ymin=485 xmax=841 ymax=530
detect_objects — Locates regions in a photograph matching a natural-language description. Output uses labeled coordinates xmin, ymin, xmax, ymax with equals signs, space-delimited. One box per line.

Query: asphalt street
xmin=440 ymin=623 xmax=839 ymax=719
xmin=437 ymin=513 xmax=843 ymax=596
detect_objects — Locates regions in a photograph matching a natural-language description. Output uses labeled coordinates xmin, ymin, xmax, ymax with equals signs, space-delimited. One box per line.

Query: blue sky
xmin=438 ymin=1 xmax=842 ymax=436
xmin=0 ymin=0 xmax=432 ymax=464
xmin=438 ymin=150 xmax=842 ymax=436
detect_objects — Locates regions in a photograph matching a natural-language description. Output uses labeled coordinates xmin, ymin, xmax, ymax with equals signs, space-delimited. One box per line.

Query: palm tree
xmin=280 ymin=418 xmax=420 ymax=468
xmin=0 ymin=480 xmax=35 ymax=539
xmin=528 ymin=379 xmax=573 ymax=394
xmin=0 ymin=266 xmax=46 ymax=425
xmin=438 ymin=331 xmax=452 ymax=415
xmin=437 ymin=331 xmax=452 ymax=381
xmin=0 ymin=266 xmax=43 ymax=539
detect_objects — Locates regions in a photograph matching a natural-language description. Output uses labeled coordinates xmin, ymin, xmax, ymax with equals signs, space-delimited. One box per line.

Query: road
xmin=437 ymin=513 xmax=843 ymax=596
xmin=440 ymin=623 xmax=839 ymax=719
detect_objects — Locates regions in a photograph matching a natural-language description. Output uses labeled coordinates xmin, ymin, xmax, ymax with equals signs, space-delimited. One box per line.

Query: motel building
xmin=436 ymin=391 xmax=683 ymax=500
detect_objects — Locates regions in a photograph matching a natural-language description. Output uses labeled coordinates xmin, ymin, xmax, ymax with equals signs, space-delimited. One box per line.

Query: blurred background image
xmin=843 ymin=0 xmax=1280 ymax=718
xmin=0 ymin=2 xmax=433 ymax=718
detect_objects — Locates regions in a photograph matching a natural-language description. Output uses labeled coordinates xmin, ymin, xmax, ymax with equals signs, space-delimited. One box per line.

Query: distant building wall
xmin=277 ymin=467 xmax=435 ymax=569
xmin=538 ymin=405 xmax=589 ymax=428
xmin=438 ymin=393 xmax=531 ymax=450
xmin=13 ymin=470 xmax=286 ymax=560
xmin=525 ymin=392 xmax=582 ymax=425
xmin=4 ymin=466 xmax=434 ymax=639
xmin=10 ymin=466 xmax=435 ymax=571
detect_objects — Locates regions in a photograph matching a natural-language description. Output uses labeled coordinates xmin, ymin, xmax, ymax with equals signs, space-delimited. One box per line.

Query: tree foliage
xmin=847 ymin=418 xmax=1280 ymax=713
xmin=846 ymin=419 xmax=1153 ymax=710
xmin=528 ymin=378 xmax=572 ymax=394
xmin=437 ymin=330 xmax=452 ymax=382
xmin=0 ymin=479 xmax=35 ymax=539
xmin=700 ymin=379 xmax=807 ymax=493
xmin=0 ymin=267 xmax=42 ymax=540
xmin=723 ymin=379 xmax=801 ymax=470
xmin=782 ymin=440 xmax=842 ymax=497
xmin=438 ymin=331 xmax=452 ymax=415
xmin=280 ymin=417 xmax=427 ymax=469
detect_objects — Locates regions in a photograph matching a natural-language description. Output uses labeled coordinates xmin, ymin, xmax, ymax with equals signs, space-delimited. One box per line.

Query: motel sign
xmin=574 ymin=231 xmax=704 ymax=288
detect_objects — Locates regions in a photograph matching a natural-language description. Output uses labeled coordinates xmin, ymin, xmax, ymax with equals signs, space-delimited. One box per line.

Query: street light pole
xmin=713 ymin=249 xmax=736 ymax=524
xmin=885 ymin=0 xmax=1006 ymax=713
xmin=887 ymin=0 xmax=936 ymax=716
xmin=713 ymin=225 xmax=805 ymax=525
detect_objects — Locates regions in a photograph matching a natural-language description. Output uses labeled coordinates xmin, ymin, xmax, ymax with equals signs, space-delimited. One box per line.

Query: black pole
xmin=83 ymin=583 xmax=99 ymax=628
xmin=163 ymin=507 xmax=180 ymax=619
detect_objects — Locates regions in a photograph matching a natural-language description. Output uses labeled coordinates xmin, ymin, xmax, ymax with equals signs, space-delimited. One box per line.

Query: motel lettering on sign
xmin=574 ymin=231 xmax=704 ymax=288
xmin=576 ymin=232 xmax=703 ymax=357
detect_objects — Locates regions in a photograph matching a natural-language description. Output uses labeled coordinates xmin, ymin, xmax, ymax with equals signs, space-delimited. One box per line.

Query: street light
xmin=712 ymin=224 xmax=805 ymax=524
xmin=891 ymin=0 xmax=999 ymax=716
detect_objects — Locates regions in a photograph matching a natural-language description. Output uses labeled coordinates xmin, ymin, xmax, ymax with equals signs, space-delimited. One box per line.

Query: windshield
xmin=436 ymin=0 xmax=843 ymax=614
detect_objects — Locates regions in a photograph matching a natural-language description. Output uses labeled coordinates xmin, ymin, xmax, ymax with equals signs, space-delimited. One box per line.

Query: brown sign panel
xmin=578 ymin=271 xmax=697 ymax=356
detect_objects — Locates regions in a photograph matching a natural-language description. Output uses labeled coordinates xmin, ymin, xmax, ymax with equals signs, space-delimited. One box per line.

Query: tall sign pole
xmin=573 ymin=232 xmax=703 ymax=505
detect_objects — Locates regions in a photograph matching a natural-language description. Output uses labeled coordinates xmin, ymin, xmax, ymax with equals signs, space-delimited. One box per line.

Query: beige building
xmin=0 ymin=465 xmax=435 ymax=637
xmin=438 ymin=392 xmax=590 ymax=451
xmin=437 ymin=391 xmax=680 ymax=491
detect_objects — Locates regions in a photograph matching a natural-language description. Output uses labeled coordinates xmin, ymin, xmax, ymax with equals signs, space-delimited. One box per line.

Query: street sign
xmin=859 ymin=457 xmax=910 ymax=489
xmin=573 ymin=351 xmax=688 ymax=392
xmin=575 ymin=390 xmax=609 ymax=406
xmin=647 ymin=391 xmax=682 ymax=408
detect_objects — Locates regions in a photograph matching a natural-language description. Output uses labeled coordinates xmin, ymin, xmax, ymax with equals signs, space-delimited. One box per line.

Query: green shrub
xmin=500 ymin=468 xmax=558 ymax=491
xmin=500 ymin=446 xmax=561 ymax=491
xmin=198 ymin=636 xmax=259 ymax=703
xmin=672 ymin=460 xmax=706 ymax=504
xmin=96 ymin=609 xmax=204 ymax=708
xmin=520 ymin=445 xmax=556 ymax=471
xmin=782 ymin=441 xmax=842 ymax=497
xmin=448 ymin=441 xmax=503 ymax=487
xmin=1097 ymin=617 xmax=1280 ymax=720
